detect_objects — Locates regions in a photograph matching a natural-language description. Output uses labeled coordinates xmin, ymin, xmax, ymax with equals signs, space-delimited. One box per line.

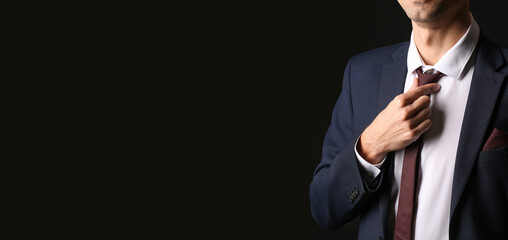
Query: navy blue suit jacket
xmin=310 ymin=36 xmax=508 ymax=239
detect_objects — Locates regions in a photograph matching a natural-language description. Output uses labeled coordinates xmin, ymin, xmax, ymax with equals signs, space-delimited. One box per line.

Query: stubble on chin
xmin=400 ymin=0 xmax=449 ymax=23
xmin=404 ymin=5 xmax=441 ymax=23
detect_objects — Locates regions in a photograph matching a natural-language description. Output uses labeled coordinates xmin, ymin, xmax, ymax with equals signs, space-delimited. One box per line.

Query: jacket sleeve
xmin=310 ymin=57 xmax=387 ymax=230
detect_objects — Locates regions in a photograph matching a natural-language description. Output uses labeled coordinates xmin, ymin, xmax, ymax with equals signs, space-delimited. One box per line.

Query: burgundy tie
xmin=394 ymin=67 xmax=444 ymax=240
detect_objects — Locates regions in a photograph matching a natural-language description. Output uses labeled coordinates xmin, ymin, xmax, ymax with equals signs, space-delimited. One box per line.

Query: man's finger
xmin=404 ymin=83 xmax=441 ymax=103
xmin=409 ymin=107 xmax=432 ymax=128
xmin=412 ymin=118 xmax=432 ymax=138
xmin=407 ymin=95 xmax=431 ymax=116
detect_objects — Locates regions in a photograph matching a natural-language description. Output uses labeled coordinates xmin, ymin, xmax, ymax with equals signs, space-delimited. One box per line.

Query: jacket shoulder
xmin=479 ymin=36 xmax=508 ymax=74
xmin=349 ymin=42 xmax=409 ymax=69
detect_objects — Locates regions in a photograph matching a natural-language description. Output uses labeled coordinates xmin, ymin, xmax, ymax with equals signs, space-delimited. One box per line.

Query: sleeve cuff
xmin=354 ymin=135 xmax=386 ymax=183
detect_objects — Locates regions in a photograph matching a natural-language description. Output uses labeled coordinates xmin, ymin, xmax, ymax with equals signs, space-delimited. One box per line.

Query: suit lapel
xmin=377 ymin=45 xmax=408 ymax=113
xmin=450 ymin=37 xmax=506 ymax=219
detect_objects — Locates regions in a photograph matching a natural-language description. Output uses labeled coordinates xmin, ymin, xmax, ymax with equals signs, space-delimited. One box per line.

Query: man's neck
xmin=412 ymin=11 xmax=471 ymax=66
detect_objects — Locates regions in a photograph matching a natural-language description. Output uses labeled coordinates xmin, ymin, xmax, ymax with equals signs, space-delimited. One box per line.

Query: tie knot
xmin=416 ymin=67 xmax=444 ymax=86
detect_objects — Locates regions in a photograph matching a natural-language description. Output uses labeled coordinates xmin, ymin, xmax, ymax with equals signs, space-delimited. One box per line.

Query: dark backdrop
xmin=296 ymin=1 xmax=508 ymax=239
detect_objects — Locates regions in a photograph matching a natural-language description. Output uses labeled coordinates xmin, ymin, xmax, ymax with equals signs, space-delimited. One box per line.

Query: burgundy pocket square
xmin=482 ymin=128 xmax=508 ymax=151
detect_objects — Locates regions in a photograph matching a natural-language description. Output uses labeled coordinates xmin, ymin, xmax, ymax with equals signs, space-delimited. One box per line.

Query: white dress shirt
xmin=355 ymin=15 xmax=480 ymax=240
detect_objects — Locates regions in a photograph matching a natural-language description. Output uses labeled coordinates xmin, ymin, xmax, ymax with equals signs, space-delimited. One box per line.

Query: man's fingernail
xmin=435 ymin=84 xmax=441 ymax=90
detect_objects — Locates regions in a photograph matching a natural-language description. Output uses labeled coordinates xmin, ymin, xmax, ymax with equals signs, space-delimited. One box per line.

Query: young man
xmin=310 ymin=0 xmax=508 ymax=239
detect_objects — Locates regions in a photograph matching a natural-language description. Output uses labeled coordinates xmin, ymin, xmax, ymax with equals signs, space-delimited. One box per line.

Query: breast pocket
xmin=478 ymin=146 xmax=508 ymax=165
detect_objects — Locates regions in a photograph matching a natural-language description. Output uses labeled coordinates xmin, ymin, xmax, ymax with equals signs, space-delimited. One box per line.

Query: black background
xmin=20 ymin=1 xmax=507 ymax=238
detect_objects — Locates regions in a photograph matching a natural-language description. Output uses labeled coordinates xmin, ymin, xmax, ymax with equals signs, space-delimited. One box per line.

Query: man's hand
xmin=357 ymin=78 xmax=441 ymax=164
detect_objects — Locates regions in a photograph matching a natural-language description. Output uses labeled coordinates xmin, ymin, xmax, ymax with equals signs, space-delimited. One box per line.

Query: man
xmin=309 ymin=0 xmax=508 ymax=239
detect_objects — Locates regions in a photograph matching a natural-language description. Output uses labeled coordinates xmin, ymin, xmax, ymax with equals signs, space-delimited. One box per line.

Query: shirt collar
xmin=407 ymin=14 xmax=480 ymax=79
